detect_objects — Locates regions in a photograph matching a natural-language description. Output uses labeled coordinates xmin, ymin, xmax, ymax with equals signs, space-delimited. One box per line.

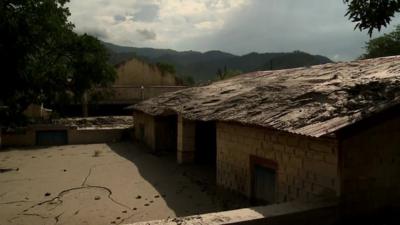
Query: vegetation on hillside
xmin=104 ymin=41 xmax=332 ymax=83
xmin=156 ymin=62 xmax=176 ymax=75
xmin=361 ymin=25 xmax=400 ymax=59
xmin=216 ymin=66 xmax=242 ymax=81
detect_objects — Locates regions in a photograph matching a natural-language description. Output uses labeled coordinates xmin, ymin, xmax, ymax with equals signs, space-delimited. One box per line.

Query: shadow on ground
xmin=107 ymin=141 xmax=249 ymax=218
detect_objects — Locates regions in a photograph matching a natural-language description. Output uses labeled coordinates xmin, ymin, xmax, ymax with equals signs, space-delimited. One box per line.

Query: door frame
xmin=250 ymin=155 xmax=279 ymax=204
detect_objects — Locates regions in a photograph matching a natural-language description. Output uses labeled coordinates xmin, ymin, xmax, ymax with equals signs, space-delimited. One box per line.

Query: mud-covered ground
xmin=0 ymin=142 xmax=247 ymax=225
xmin=53 ymin=116 xmax=133 ymax=129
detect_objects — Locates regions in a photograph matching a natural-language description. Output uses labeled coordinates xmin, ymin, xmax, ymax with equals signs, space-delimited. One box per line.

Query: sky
xmin=67 ymin=0 xmax=400 ymax=61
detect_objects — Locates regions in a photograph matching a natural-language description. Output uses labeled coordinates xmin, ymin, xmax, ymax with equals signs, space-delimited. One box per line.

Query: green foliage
xmin=361 ymin=25 xmax=400 ymax=59
xmin=0 ymin=0 xmax=73 ymax=116
xmin=344 ymin=0 xmax=400 ymax=36
xmin=261 ymin=51 xmax=326 ymax=70
xmin=105 ymin=42 xmax=332 ymax=83
xmin=0 ymin=0 xmax=116 ymax=125
xmin=68 ymin=33 xmax=117 ymax=102
xmin=180 ymin=75 xmax=195 ymax=86
xmin=156 ymin=62 xmax=176 ymax=74
xmin=216 ymin=66 xmax=242 ymax=80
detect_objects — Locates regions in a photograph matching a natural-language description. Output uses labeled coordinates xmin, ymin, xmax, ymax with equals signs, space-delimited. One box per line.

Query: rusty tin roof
xmin=133 ymin=56 xmax=400 ymax=137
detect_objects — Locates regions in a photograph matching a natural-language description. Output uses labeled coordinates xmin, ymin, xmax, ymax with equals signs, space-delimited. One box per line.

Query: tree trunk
xmin=82 ymin=92 xmax=88 ymax=117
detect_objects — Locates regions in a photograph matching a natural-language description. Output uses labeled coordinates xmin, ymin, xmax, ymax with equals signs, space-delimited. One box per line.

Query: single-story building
xmin=130 ymin=56 xmax=400 ymax=216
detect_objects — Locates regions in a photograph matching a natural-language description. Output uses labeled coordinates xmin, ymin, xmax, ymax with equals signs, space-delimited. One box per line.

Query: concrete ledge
xmin=127 ymin=199 xmax=339 ymax=225
xmin=2 ymin=126 xmax=131 ymax=146
xmin=68 ymin=128 xmax=127 ymax=145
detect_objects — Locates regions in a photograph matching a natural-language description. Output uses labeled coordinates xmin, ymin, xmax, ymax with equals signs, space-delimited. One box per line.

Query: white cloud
xmin=68 ymin=0 xmax=248 ymax=48
xmin=132 ymin=3 xmax=160 ymax=22
xmin=67 ymin=0 xmax=400 ymax=61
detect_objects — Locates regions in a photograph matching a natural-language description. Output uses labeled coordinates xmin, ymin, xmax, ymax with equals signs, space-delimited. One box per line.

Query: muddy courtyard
xmin=0 ymin=142 xmax=247 ymax=225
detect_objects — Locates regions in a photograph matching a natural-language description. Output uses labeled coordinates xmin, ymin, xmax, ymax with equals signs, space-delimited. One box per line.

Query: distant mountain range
xmin=103 ymin=41 xmax=333 ymax=82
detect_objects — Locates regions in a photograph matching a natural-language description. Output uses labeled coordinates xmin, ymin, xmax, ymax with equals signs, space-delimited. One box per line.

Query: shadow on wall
xmin=106 ymin=142 xmax=249 ymax=217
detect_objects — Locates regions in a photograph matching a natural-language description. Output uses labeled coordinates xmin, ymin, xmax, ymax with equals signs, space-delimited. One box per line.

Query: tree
xmin=216 ymin=65 xmax=242 ymax=80
xmin=361 ymin=24 xmax=400 ymax=59
xmin=0 ymin=0 xmax=116 ymax=124
xmin=0 ymin=0 xmax=73 ymax=119
xmin=180 ymin=75 xmax=195 ymax=86
xmin=67 ymin=33 xmax=116 ymax=104
xmin=156 ymin=62 xmax=176 ymax=74
xmin=344 ymin=0 xmax=400 ymax=36
xmin=65 ymin=33 xmax=117 ymax=116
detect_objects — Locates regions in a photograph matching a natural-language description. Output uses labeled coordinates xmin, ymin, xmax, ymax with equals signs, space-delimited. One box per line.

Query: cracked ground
xmin=0 ymin=142 xmax=232 ymax=225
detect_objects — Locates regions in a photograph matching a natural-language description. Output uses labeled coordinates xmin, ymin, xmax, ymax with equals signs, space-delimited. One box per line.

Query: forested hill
xmin=103 ymin=41 xmax=333 ymax=82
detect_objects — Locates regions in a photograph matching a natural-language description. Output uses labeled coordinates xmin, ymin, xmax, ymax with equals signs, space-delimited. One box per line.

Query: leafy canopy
xmin=0 ymin=0 xmax=116 ymax=124
xmin=361 ymin=24 xmax=400 ymax=59
xmin=68 ymin=33 xmax=116 ymax=102
xmin=156 ymin=62 xmax=176 ymax=74
xmin=344 ymin=0 xmax=400 ymax=36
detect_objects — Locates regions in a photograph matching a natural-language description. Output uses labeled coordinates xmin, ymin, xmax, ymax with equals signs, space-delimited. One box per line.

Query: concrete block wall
xmin=2 ymin=128 xmax=36 ymax=146
xmin=154 ymin=116 xmax=177 ymax=152
xmin=1 ymin=125 xmax=61 ymax=146
xmin=340 ymin=114 xmax=400 ymax=215
xmin=2 ymin=127 xmax=126 ymax=147
xmin=134 ymin=111 xmax=156 ymax=150
xmin=216 ymin=122 xmax=340 ymax=203
xmin=177 ymin=115 xmax=196 ymax=163
xmin=68 ymin=128 xmax=124 ymax=145
xmin=134 ymin=111 xmax=177 ymax=152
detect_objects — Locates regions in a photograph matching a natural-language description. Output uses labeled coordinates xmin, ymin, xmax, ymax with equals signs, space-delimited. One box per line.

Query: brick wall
xmin=216 ymin=122 xmax=340 ymax=203
xmin=340 ymin=114 xmax=400 ymax=215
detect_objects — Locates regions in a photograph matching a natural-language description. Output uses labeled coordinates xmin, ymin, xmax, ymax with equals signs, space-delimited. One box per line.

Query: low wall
xmin=128 ymin=199 xmax=338 ymax=225
xmin=100 ymin=86 xmax=187 ymax=104
xmin=68 ymin=128 xmax=127 ymax=145
xmin=1 ymin=125 xmax=130 ymax=147
xmin=2 ymin=127 xmax=36 ymax=146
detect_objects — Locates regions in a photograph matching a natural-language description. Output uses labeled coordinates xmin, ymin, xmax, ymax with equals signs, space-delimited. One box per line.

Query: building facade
xmin=131 ymin=56 xmax=400 ymax=216
xmin=85 ymin=58 xmax=186 ymax=116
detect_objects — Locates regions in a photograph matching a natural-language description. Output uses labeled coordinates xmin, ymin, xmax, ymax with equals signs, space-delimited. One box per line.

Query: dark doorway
xmin=155 ymin=115 xmax=177 ymax=153
xmin=36 ymin=130 xmax=68 ymax=146
xmin=252 ymin=164 xmax=277 ymax=205
xmin=195 ymin=121 xmax=216 ymax=165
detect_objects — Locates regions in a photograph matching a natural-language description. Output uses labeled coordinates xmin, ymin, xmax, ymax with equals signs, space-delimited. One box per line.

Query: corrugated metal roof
xmin=133 ymin=56 xmax=400 ymax=137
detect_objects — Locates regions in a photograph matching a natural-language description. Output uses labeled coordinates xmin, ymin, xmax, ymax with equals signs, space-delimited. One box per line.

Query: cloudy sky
xmin=68 ymin=0 xmax=400 ymax=61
